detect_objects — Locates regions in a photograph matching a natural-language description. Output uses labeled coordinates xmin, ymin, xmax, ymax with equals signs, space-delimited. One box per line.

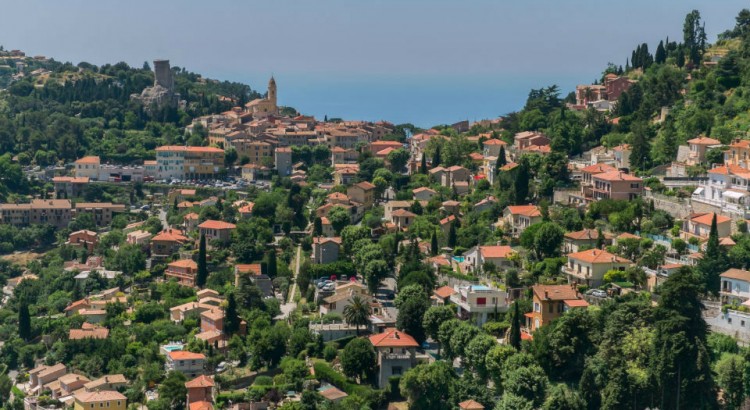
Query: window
xmin=392 ymin=366 xmax=403 ymax=375
xmin=534 ymin=303 xmax=540 ymax=312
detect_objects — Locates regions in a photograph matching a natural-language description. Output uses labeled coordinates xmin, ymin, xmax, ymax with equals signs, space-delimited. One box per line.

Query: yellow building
xmin=74 ymin=390 xmax=127 ymax=410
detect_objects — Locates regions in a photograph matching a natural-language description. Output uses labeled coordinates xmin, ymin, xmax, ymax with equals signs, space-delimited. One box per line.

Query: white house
xmin=721 ymin=268 xmax=750 ymax=304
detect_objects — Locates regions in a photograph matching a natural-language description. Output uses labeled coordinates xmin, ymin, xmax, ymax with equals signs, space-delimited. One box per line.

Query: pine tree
xmin=197 ymin=234 xmax=208 ymax=287
xmin=430 ymin=231 xmax=438 ymax=256
xmin=18 ymin=303 xmax=30 ymax=341
xmin=173 ymin=197 xmax=178 ymax=211
xmin=420 ymin=155 xmax=427 ymax=174
xmin=509 ymin=301 xmax=521 ymax=350
xmin=629 ymin=125 xmax=651 ymax=170
xmin=432 ymin=145 xmax=441 ymax=168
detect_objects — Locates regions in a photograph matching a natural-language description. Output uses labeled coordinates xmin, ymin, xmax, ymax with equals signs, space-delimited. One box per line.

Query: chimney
xmin=544 ymin=290 xmax=548 ymax=299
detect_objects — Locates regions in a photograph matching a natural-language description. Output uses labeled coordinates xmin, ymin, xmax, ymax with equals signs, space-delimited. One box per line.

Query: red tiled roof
xmin=199 ymin=220 xmax=237 ymax=230
xmin=168 ymin=259 xmax=198 ymax=269
xmin=506 ymin=205 xmax=541 ymax=217
xmin=689 ymin=212 xmax=731 ymax=226
xmin=459 ymin=399 xmax=485 ymax=410
xmin=75 ymin=156 xmax=100 ymax=164
xmin=185 ymin=375 xmax=215 ymax=388
xmin=567 ymin=248 xmax=631 ymax=264
xmin=581 ymin=163 xmax=617 ymax=174
xmin=592 ymin=171 xmax=642 ymax=182
xmin=168 ymin=351 xmax=206 ymax=360
xmin=480 ymin=245 xmax=514 ymax=259
xmin=156 ymin=146 xmax=223 ymax=153
xmin=369 ymin=328 xmax=419 ymax=348
xmin=433 ymin=286 xmax=456 ymax=299
xmin=687 ymin=136 xmax=720 ymax=145
xmin=721 ymin=268 xmax=750 ymax=282
xmin=532 ymin=285 xmax=581 ymax=301
xmin=391 ymin=209 xmax=417 ymax=217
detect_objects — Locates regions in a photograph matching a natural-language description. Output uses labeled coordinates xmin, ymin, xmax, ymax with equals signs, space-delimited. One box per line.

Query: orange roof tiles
xmin=581 ymin=163 xmax=618 ymax=174
xmin=168 ymin=259 xmax=198 ymax=269
xmin=532 ymin=285 xmax=582 ymax=301
xmin=567 ymin=248 xmax=631 ymax=264
xmin=369 ymin=328 xmax=419 ymax=348
xmin=689 ymin=212 xmax=731 ymax=226
xmin=74 ymin=390 xmax=126 ymax=403
xmin=721 ymin=268 xmax=750 ymax=282
xmin=483 ymin=139 xmax=506 ymax=146
xmin=480 ymin=245 xmax=515 ymax=259
xmin=506 ymin=205 xmax=541 ymax=217
xmin=433 ymin=286 xmax=456 ymax=299
xmin=564 ymin=229 xmax=601 ymax=240
xmin=198 ymin=220 xmax=237 ymax=230
xmin=168 ymin=351 xmax=206 ymax=361
xmin=236 ymin=263 xmax=262 ymax=275
xmin=75 ymin=156 xmax=100 ymax=164
xmin=687 ymin=136 xmax=721 ymax=145
xmin=152 ymin=229 xmax=189 ymax=243
xmin=592 ymin=171 xmax=642 ymax=182
xmin=459 ymin=399 xmax=485 ymax=410
xmin=156 ymin=146 xmax=224 ymax=153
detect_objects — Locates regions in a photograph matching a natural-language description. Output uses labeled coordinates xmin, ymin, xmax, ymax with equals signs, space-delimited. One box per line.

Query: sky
xmin=1 ymin=1 xmax=748 ymax=126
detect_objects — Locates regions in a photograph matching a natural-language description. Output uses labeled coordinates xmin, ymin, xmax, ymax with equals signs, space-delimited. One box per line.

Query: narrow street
xmin=278 ymin=245 xmax=301 ymax=319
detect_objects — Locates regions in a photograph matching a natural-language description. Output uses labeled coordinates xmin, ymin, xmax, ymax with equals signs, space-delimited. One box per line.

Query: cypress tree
xmin=430 ymin=231 xmax=438 ymax=256
xmin=197 ymin=234 xmax=208 ymax=287
xmin=420 ymin=155 xmax=427 ymax=174
xmin=447 ymin=223 xmax=457 ymax=249
xmin=313 ymin=217 xmax=322 ymax=236
xmin=432 ymin=145 xmax=441 ymax=168
xmin=509 ymin=301 xmax=521 ymax=350
xmin=699 ymin=213 xmax=729 ymax=294
xmin=266 ymin=250 xmax=277 ymax=278
xmin=18 ymin=303 xmax=30 ymax=341
xmin=596 ymin=227 xmax=605 ymax=249
xmin=513 ymin=161 xmax=530 ymax=205
xmin=497 ymin=145 xmax=507 ymax=167
xmin=224 ymin=293 xmax=240 ymax=335
xmin=655 ymin=40 xmax=667 ymax=64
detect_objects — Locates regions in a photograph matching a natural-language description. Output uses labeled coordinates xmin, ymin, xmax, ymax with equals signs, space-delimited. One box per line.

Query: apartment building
xmin=165 ymin=259 xmax=199 ymax=287
xmin=155 ymin=146 xmax=225 ymax=180
xmin=590 ymin=171 xmax=642 ymax=201
xmin=563 ymin=248 xmax=632 ymax=288
xmin=369 ymin=328 xmax=418 ymax=388
xmin=166 ymin=351 xmax=206 ymax=378
xmin=0 ymin=199 xmax=72 ymax=228
xmin=449 ymin=284 xmax=507 ymax=325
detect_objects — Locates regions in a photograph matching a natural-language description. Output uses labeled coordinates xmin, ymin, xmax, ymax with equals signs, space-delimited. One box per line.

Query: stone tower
xmin=268 ymin=76 xmax=277 ymax=106
xmin=153 ymin=59 xmax=174 ymax=90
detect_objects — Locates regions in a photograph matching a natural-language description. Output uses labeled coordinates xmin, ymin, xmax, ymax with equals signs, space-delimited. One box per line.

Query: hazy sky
xmin=1 ymin=1 xmax=748 ymax=125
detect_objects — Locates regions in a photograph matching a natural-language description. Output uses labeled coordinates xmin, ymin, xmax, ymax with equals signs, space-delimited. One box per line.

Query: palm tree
xmin=343 ymin=296 xmax=371 ymax=335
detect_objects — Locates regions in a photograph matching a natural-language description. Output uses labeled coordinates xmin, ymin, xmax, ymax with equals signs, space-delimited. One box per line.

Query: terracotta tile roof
xmin=592 ymin=171 xmax=642 ymax=182
xmin=433 ymin=286 xmax=456 ymax=299
xmin=152 ymin=229 xmax=189 ymax=243
xmin=84 ymin=374 xmax=128 ymax=390
xmin=730 ymin=139 xmax=750 ymax=149
xmin=581 ymin=163 xmax=618 ymax=174
xmin=689 ymin=212 xmax=731 ymax=226
xmin=480 ymin=245 xmax=515 ymax=259
xmin=313 ymin=237 xmax=342 ymax=245
xmin=168 ymin=259 xmax=198 ymax=269
xmin=59 ymin=373 xmax=90 ymax=385
xmin=75 ymin=156 xmax=100 ymax=164
xmin=440 ymin=215 xmax=456 ymax=225
xmin=74 ymin=390 xmax=126 ymax=403
xmin=413 ymin=187 xmax=436 ymax=194
xmin=721 ymin=236 xmax=736 ymax=246
xmin=567 ymin=248 xmax=631 ymax=264
xmin=532 ymin=285 xmax=581 ymax=301
xmin=564 ymin=229 xmax=601 ymax=240
xmin=327 ymin=192 xmax=349 ymax=201
xmin=499 ymin=162 xmax=518 ymax=171
xmin=391 ymin=209 xmax=417 ymax=218
xmin=617 ymin=232 xmax=641 ymax=240
xmin=369 ymin=328 xmax=419 ymax=348
xmin=168 ymin=351 xmax=206 ymax=361
xmin=239 ymin=202 xmax=254 ymax=214
xmin=687 ymin=136 xmax=721 ymax=145
xmin=189 ymin=401 xmax=214 ymax=410
xmin=235 ymin=264 xmax=262 ymax=275
xmin=564 ymin=299 xmax=590 ymax=308
xmin=459 ymin=399 xmax=485 ymax=410
xmin=721 ymin=268 xmax=750 ymax=282
xmin=199 ymin=220 xmax=237 ymax=230
xmin=184 ymin=212 xmax=199 ymax=220
xmin=69 ymin=326 xmax=109 ymax=340
xmin=53 ymin=176 xmax=90 ymax=183
xmin=483 ymin=139 xmax=506 ymax=146
xmin=320 ymin=386 xmax=348 ymax=401
xmin=354 ymin=181 xmax=376 ymax=190
xmin=156 ymin=146 xmax=224 ymax=153
xmin=185 ymin=375 xmax=215 ymax=388
xmin=506 ymin=205 xmax=541 ymax=217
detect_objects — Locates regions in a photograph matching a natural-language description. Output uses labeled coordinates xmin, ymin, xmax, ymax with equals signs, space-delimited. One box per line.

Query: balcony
xmin=382 ymin=352 xmax=414 ymax=360
xmin=562 ymin=265 xmax=589 ymax=280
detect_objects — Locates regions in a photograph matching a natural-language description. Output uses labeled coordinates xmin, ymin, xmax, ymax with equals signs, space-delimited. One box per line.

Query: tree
xmin=512 ymin=160 xmax=530 ymax=204
xmin=340 ymin=338 xmax=376 ymax=381
xmin=508 ymin=301 xmax=521 ymax=350
xmin=400 ymin=361 xmax=456 ymax=410
xmin=495 ymin=393 xmax=534 ymax=410
xmin=264 ymin=250 xmax=277 ymax=278
xmin=196 ymin=234 xmax=208 ymax=287
xmin=327 ymin=206 xmax=351 ymax=235
xmin=465 ymin=334 xmax=497 ymax=381
xmin=18 ymin=303 xmax=30 ymax=341
xmin=497 ymin=145 xmax=507 ymax=168
xmin=486 ymin=344 xmax=517 ymax=390
xmin=313 ymin=217 xmax=323 ymax=236
xmin=447 ymin=223 xmax=457 ymax=249
xmin=423 ymin=305 xmax=455 ymax=342
xmin=387 ymin=148 xmax=409 ymax=172
xmin=224 ymin=293 xmax=240 ymax=335
xmin=430 ymin=230 xmax=438 ymax=256
xmin=683 ymin=10 xmax=707 ymax=66
xmin=158 ymin=371 xmax=188 ymax=410
xmin=543 ymin=384 xmax=585 ymax=410
xmin=420 ymin=154 xmax=427 ymax=174
xmin=629 ymin=122 xmax=651 ymax=171
xmin=655 ymin=40 xmax=667 ymax=64
xmin=343 ymin=296 xmax=371 ymax=335
xmin=0 ymin=373 xmax=11 ymax=406
xmin=432 ymin=145 xmax=442 ymax=168
xmin=698 ymin=213 xmax=729 ymax=294
xmin=715 ymin=354 xmax=745 ymax=410
xmin=502 ymin=364 xmax=549 ymax=408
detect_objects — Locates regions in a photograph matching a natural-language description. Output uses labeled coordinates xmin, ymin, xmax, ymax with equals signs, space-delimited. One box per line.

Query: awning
xmin=723 ymin=190 xmax=747 ymax=199
xmin=693 ymin=187 xmax=704 ymax=195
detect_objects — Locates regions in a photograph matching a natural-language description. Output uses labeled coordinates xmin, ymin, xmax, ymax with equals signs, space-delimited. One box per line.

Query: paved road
xmin=278 ymin=245 xmax=301 ymax=320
